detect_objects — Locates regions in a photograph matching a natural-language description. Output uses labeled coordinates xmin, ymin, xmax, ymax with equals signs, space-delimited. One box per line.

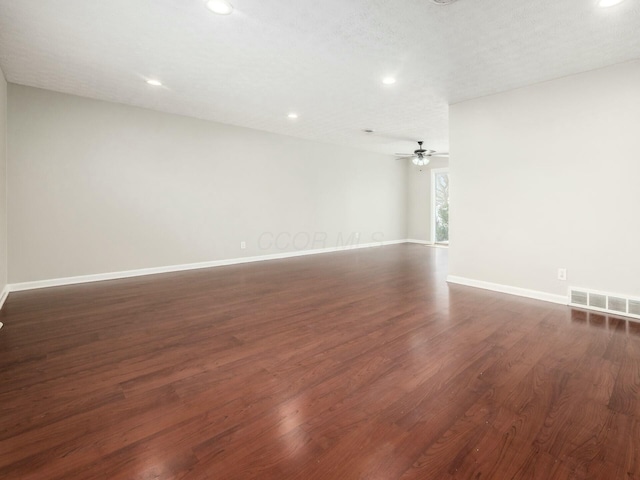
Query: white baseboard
xmin=406 ymin=239 xmax=433 ymax=245
xmin=8 ymin=239 xmax=410 ymax=293
xmin=0 ymin=285 xmax=9 ymax=310
xmin=447 ymin=275 xmax=568 ymax=305
xmin=1 ymin=245 xmax=574 ymax=312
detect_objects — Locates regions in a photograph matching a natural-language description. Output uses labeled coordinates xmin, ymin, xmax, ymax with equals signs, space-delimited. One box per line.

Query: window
xmin=431 ymin=169 xmax=449 ymax=244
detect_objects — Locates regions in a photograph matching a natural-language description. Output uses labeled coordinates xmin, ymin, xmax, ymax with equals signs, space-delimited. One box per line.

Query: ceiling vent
xmin=569 ymin=287 xmax=640 ymax=321
xmin=430 ymin=0 xmax=459 ymax=5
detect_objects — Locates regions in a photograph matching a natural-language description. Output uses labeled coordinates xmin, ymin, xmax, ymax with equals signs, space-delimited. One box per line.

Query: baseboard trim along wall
xmin=8 ymin=239 xmax=409 ymax=294
xmin=405 ymin=239 xmax=434 ymax=245
xmin=447 ymin=275 xmax=569 ymax=306
xmin=0 ymin=286 xmax=9 ymax=310
xmin=2 ymin=245 xmax=573 ymax=309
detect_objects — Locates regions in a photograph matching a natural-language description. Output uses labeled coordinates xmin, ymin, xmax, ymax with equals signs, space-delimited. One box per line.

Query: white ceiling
xmin=1 ymin=0 xmax=639 ymax=155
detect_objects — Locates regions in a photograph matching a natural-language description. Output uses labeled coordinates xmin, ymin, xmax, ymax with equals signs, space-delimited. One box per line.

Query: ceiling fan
xmin=395 ymin=141 xmax=449 ymax=166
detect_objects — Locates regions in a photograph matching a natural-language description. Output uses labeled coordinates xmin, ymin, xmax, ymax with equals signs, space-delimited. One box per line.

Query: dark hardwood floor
xmin=0 ymin=244 xmax=638 ymax=479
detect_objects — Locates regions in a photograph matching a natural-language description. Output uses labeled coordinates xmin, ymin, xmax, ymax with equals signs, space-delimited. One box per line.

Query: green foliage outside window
xmin=435 ymin=174 xmax=449 ymax=243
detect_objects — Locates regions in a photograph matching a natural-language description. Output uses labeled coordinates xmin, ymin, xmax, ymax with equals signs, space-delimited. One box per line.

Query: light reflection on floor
xmin=570 ymin=308 xmax=640 ymax=336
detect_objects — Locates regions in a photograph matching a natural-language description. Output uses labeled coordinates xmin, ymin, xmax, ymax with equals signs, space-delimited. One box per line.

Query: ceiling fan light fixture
xmin=205 ymin=0 xmax=234 ymax=15
xmin=395 ymin=141 xmax=443 ymax=165
xmin=412 ymin=155 xmax=430 ymax=167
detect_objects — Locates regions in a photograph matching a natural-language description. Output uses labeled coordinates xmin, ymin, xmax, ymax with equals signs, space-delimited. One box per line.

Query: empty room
xmin=1 ymin=0 xmax=639 ymax=478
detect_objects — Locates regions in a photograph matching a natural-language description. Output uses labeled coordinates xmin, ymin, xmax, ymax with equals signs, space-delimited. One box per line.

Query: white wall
xmin=8 ymin=85 xmax=407 ymax=284
xmin=0 ymin=68 xmax=7 ymax=296
xmin=406 ymin=158 xmax=448 ymax=243
xmin=449 ymin=60 xmax=640 ymax=299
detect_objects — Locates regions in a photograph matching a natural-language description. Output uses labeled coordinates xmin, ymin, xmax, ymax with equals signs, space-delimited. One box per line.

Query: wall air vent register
xmin=569 ymin=287 xmax=640 ymax=321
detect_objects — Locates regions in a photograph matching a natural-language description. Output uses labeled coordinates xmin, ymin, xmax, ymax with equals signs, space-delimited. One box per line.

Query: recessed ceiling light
xmin=205 ymin=0 xmax=234 ymax=15
xmin=288 ymin=113 xmax=299 ymax=119
xmin=382 ymin=77 xmax=396 ymax=85
xmin=146 ymin=79 xmax=163 ymax=87
xmin=598 ymin=0 xmax=625 ymax=5
xmin=363 ymin=129 xmax=375 ymax=134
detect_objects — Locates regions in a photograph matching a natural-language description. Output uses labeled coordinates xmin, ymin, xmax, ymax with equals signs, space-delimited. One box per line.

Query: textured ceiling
xmin=1 ymin=0 xmax=639 ymax=155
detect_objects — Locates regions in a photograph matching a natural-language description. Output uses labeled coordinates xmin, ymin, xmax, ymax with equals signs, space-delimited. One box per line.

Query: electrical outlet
xmin=240 ymin=241 xmax=246 ymax=250
xmin=557 ymin=268 xmax=567 ymax=281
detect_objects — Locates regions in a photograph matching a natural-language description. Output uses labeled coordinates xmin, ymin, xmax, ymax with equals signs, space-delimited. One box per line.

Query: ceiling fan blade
xmin=394 ymin=153 xmax=414 ymax=157
xmin=430 ymin=153 xmax=449 ymax=157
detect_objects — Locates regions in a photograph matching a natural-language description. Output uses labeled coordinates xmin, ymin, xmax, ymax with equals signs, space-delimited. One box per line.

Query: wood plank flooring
xmin=0 ymin=244 xmax=638 ymax=479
